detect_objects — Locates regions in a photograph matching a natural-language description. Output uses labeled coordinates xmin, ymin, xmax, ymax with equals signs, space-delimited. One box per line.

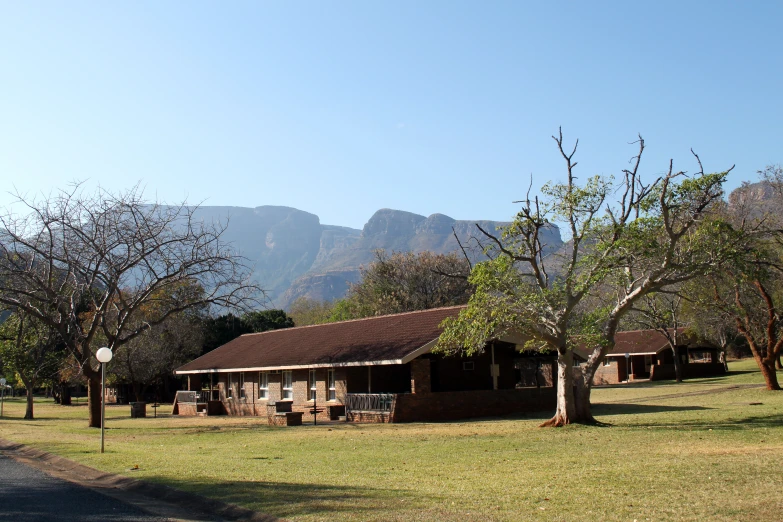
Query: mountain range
xmin=189 ymin=206 xmax=563 ymax=309
xmin=190 ymin=181 xmax=773 ymax=310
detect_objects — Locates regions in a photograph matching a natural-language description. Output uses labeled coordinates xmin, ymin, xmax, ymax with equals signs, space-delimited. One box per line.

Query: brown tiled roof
xmin=606 ymin=328 xmax=690 ymax=356
xmin=175 ymin=306 xmax=465 ymax=373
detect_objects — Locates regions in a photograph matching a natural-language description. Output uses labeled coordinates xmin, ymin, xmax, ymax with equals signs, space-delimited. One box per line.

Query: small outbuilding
xmin=173 ymin=306 xmax=557 ymax=423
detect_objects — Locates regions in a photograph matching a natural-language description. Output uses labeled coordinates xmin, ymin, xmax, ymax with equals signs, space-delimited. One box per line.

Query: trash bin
xmin=130 ymin=402 xmax=147 ymax=418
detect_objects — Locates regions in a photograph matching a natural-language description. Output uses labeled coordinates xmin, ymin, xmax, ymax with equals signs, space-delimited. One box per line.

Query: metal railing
xmin=195 ymin=390 xmax=220 ymax=402
xmin=345 ymin=393 xmax=395 ymax=413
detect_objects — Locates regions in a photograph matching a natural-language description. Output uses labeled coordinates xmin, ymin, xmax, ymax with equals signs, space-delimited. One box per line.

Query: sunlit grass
xmin=1 ymin=359 xmax=781 ymax=521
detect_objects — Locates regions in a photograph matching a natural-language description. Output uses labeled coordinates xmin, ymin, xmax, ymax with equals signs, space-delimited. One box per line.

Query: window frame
xmin=226 ymin=373 xmax=233 ymax=399
xmin=309 ymin=369 xmax=317 ymax=401
xmin=258 ymin=372 xmax=268 ymax=400
xmin=282 ymin=370 xmax=293 ymax=400
xmin=327 ymin=369 xmax=336 ymax=401
xmin=239 ymin=372 xmax=246 ymax=399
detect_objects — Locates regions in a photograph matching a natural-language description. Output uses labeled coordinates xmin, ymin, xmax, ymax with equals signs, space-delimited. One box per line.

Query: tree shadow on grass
xmin=147 ymin=476 xmax=426 ymax=520
xmin=592 ymin=403 xmax=711 ymax=416
xmin=619 ymin=412 xmax=783 ymax=430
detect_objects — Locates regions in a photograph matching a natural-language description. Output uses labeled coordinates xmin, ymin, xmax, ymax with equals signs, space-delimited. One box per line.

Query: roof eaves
xmin=174 ymin=359 xmax=406 ymax=374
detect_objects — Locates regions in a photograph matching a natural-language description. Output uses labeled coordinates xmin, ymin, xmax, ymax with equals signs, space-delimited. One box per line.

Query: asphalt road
xmin=0 ymin=454 xmax=166 ymax=522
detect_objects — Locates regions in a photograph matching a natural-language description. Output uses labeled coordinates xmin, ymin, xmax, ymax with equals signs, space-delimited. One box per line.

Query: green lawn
xmin=1 ymin=359 xmax=782 ymax=521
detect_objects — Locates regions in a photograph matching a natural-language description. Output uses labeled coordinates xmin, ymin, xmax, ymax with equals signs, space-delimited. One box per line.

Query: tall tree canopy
xmin=437 ymin=130 xmax=738 ymax=426
xmin=695 ymin=165 xmax=783 ymax=388
xmin=200 ymin=309 xmax=295 ymax=354
xmin=330 ymin=249 xmax=472 ymax=321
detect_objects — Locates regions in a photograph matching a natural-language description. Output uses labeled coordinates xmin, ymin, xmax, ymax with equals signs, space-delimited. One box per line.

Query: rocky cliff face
xmin=189 ymin=205 xmax=325 ymax=302
xmin=189 ymin=205 xmax=563 ymax=309
xmin=728 ymin=181 xmax=778 ymax=217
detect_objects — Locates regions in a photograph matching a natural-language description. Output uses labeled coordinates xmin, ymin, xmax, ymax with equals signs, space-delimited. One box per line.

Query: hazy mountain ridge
xmin=188 ymin=205 xmax=563 ymax=309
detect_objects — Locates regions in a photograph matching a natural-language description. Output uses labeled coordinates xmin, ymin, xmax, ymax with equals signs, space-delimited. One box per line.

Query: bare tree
xmin=0 ymin=184 xmax=261 ymax=427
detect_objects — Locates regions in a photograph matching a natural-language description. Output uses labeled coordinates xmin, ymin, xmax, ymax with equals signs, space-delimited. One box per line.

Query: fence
xmin=345 ymin=393 xmax=395 ymax=413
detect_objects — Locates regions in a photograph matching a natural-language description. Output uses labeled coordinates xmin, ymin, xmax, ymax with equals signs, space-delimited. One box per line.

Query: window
xmin=258 ymin=372 xmax=268 ymax=399
xmin=602 ymin=359 xmax=611 ymax=367
xmin=463 ymin=361 xmax=475 ymax=371
xmin=308 ymin=370 xmax=317 ymax=401
xmin=328 ymin=370 xmax=336 ymax=401
xmin=239 ymin=372 xmax=246 ymax=399
xmin=573 ymin=360 xmax=582 ymax=367
xmin=226 ymin=374 xmax=233 ymax=399
xmin=282 ymin=370 xmax=293 ymax=400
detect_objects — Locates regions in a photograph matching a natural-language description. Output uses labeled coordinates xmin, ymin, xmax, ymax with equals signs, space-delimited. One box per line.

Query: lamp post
xmin=96 ymin=347 xmax=113 ymax=453
xmin=624 ymin=352 xmax=631 ymax=383
xmin=0 ymin=378 xmax=6 ymax=417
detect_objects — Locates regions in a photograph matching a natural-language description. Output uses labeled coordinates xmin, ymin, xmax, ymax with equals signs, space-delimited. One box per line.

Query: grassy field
xmin=1 ymin=359 xmax=782 ymax=521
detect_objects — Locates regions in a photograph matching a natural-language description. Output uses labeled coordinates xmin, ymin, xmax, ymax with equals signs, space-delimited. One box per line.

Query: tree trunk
xmin=573 ymin=380 xmax=595 ymax=423
xmin=133 ymin=382 xmax=144 ymax=402
xmin=759 ymin=359 xmax=781 ymax=390
xmin=60 ymin=383 xmax=72 ymax=405
xmin=21 ymin=374 xmax=35 ymax=420
xmin=776 ymin=354 xmax=782 ymax=371
xmin=87 ymin=375 xmax=102 ymax=428
xmin=540 ymin=352 xmax=576 ymax=427
xmin=574 ymin=364 xmax=597 ymax=424
xmin=25 ymin=387 xmax=34 ymax=420
xmin=672 ymin=346 xmax=683 ymax=383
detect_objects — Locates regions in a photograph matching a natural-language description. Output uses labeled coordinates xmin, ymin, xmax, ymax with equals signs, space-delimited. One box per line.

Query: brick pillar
xmin=410 ymin=358 xmax=431 ymax=394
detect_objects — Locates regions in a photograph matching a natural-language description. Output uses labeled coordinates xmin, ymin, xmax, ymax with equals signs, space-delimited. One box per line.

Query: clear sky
xmin=1 ymin=2 xmax=780 ymax=229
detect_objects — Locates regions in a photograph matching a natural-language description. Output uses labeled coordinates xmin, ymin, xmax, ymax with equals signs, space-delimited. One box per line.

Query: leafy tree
xmin=329 ymin=250 xmax=471 ymax=320
xmin=287 ymin=298 xmax=336 ymax=327
xmin=200 ymin=309 xmax=294 ymax=354
xmin=0 ymin=311 xmax=66 ymax=419
xmin=696 ymin=168 xmax=783 ymax=388
xmin=242 ymin=309 xmax=294 ymax=332
xmin=0 ymin=184 xmax=260 ymax=427
xmin=111 ymin=311 xmax=204 ymax=402
xmin=437 ymin=130 xmax=736 ymax=426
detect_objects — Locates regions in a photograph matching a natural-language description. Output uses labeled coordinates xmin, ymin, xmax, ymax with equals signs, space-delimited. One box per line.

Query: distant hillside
xmin=188 ymin=205 xmax=562 ymax=308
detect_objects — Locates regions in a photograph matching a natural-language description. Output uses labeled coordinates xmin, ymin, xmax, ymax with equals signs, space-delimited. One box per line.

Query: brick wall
xmin=212 ymin=369 xmax=348 ymax=421
xmin=592 ymin=360 xmax=621 ymax=385
xmin=391 ymin=387 xmax=555 ymax=422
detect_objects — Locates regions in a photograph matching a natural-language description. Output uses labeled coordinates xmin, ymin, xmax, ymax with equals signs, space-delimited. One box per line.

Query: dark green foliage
xmin=200 ymin=310 xmax=295 ymax=354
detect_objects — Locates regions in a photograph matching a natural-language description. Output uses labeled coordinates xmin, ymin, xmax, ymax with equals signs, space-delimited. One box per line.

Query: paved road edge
xmin=0 ymin=438 xmax=281 ymax=522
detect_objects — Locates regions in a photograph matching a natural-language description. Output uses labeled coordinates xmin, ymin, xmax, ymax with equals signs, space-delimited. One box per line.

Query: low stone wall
xmin=177 ymin=403 xmax=198 ymax=416
xmin=268 ymin=412 xmax=304 ymax=426
xmin=347 ymin=411 xmax=392 ymax=423
xmin=391 ymin=387 xmax=556 ymax=423
xmin=650 ymin=363 xmax=726 ymax=381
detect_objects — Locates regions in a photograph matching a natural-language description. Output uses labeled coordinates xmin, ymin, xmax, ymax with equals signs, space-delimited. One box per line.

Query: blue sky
xmin=1 ymin=2 xmax=780 ymax=229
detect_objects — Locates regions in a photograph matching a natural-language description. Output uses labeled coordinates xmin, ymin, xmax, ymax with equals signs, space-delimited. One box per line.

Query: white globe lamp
xmin=96 ymin=347 xmax=113 ymax=363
